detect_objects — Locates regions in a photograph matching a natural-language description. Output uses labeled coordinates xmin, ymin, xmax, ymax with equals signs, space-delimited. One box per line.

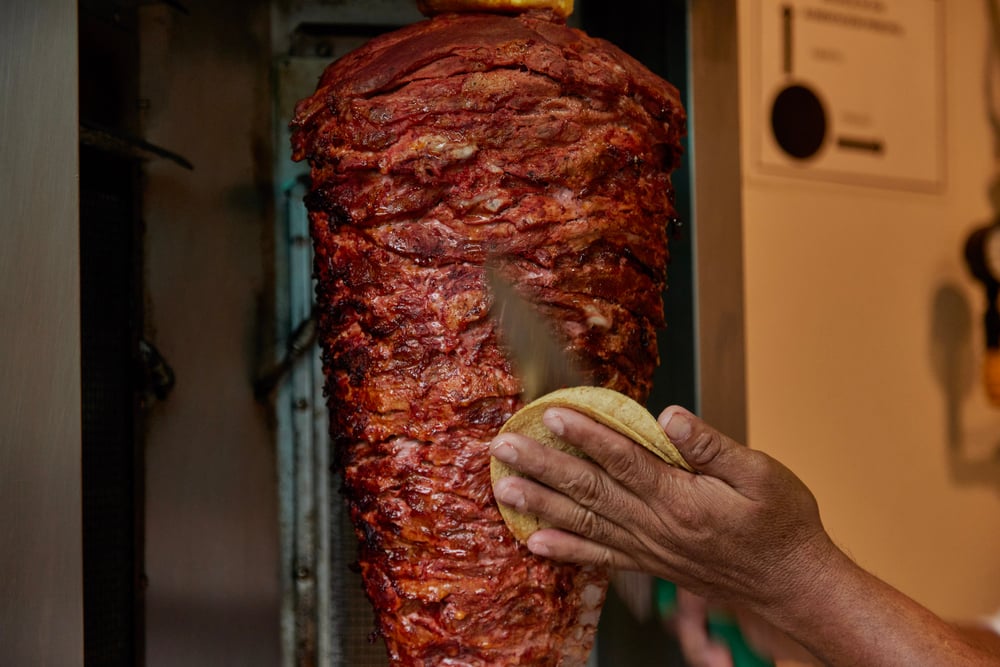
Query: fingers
xmin=675 ymin=588 xmax=734 ymax=667
xmin=541 ymin=407 xmax=679 ymax=498
xmin=490 ymin=436 xmax=644 ymax=568
xmin=524 ymin=527 xmax=641 ymax=571
xmin=491 ymin=434 xmax=644 ymax=548
xmin=657 ymin=407 xmax=769 ymax=492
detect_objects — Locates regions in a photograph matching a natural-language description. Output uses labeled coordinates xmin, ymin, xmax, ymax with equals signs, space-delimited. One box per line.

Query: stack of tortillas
xmin=491 ymin=386 xmax=693 ymax=542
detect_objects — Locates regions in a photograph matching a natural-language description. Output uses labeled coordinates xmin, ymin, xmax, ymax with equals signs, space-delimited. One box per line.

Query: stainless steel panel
xmin=0 ymin=0 xmax=83 ymax=664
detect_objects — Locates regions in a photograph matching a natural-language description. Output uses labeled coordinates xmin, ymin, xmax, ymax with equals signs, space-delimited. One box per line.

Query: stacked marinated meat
xmin=291 ymin=10 xmax=685 ymax=666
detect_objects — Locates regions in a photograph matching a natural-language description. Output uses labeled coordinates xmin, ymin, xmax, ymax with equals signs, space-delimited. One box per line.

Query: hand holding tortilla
xmin=490 ymin=404 xmax=1000 ymax=665
xmin=490 ymin=386 xmax=692 ymax=541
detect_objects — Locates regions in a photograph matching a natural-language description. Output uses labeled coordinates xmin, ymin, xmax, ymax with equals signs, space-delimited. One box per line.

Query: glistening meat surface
xmin=291 ymin=10 xmax=685 ymax=666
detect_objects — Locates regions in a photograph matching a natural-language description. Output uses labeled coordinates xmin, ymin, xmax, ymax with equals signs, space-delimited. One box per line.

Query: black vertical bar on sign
xmin=783 ymin=5 xmax=794 ymax=75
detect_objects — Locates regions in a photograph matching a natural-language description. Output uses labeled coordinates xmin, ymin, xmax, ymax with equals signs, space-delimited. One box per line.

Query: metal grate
xmin=333 ymin=484 xmax=388 ymax=666
xmin=273 ymin=28 xmax=402 ymax=664
xmin=275 ymin=180 xmax=391 ymax=667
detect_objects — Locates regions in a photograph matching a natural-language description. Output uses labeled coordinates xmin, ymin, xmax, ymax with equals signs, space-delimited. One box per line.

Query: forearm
xmin=957 ymin=623 xmax=1000 ymax=659
xmin=759 ymin=541 xmax=998 ymax=666
xmin=487 ymin=408 xmax=1000 ymax=665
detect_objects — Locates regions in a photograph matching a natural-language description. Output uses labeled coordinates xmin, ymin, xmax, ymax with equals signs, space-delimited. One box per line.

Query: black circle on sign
xmin=770 ymin=84 xmax=827 ymax=160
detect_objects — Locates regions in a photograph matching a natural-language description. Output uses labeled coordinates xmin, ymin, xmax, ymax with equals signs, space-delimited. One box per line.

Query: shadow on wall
xmin=930 ymin=283 xmax=1000 ymax=491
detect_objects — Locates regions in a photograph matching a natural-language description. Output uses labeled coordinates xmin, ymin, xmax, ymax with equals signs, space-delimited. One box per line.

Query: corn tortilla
xmin=491 ymin=386 xmax=692 ymax=542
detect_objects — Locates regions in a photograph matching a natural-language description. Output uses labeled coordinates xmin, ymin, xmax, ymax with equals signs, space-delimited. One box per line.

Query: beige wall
xmin=739 ymin=1 xmax=1000 ymax=621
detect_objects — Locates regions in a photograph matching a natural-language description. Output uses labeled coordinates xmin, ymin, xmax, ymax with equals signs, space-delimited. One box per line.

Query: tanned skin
xmin=490 ymin=406 xmax=1000 ymax=667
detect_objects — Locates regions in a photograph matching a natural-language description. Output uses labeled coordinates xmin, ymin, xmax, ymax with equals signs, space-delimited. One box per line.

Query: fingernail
xmin=526 ymin=534 xmax=551 ymax=557
xmin=543 ymin=410 xmax=565 ymax=436
xmin=662 ymin=411 xmax=691 ymax=443
xmin=493 ymin=478 xmax=526 ymax=509
xmin=490 ymin=438 xmax=518 ymax=464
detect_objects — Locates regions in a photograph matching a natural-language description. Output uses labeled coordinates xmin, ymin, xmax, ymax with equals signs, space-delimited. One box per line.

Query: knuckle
xmin=571 ymin=505 xmax=600 ymax=538
xmin=669 ymin=501 xmax=701 ymax=531
xmin=684 ymin=427 xmax=724 ymax=467
xmin=611 ymin=452 xmax=660 ymax=490
xmin=594 ymin=545 xmax=616 ymax=570
xmin=559 ymin=468 xmax=605 ymax=508
xmin=666 ymin=486 xmax=712 ymax=533
xmin=601 ymin=445 xmax=645 ymax=481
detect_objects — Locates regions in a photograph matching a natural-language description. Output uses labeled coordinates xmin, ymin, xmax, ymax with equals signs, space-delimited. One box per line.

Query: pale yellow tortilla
xmin=491 ymin=386 xmax=692 ymax=542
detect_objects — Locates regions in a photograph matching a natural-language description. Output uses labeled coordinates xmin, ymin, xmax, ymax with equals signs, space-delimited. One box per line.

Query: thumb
xmin=657 ymin=407 xmax=759 ymax=485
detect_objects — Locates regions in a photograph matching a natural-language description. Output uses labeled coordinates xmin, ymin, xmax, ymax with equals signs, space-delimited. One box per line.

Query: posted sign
xmin=750 ymin=0 xmax=943 ymax=190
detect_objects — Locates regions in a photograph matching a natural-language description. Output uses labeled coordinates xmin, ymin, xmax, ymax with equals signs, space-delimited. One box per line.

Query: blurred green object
xmin=655 ymin=579 xmax=773 ymax=667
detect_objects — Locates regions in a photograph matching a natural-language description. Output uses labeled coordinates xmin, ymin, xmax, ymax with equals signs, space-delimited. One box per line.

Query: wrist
xmin=755 ymin=540 xmax=997 ymax=666
xmin=747 ymin=530 xmax=854 ymax=641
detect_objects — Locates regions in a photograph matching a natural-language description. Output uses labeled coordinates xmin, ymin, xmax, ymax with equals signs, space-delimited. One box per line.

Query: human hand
xmin=489 ymin=405 xmax=838 ymax=612
xmin=672 ymin=587 xmax=735 ymax=667
xmin=673 ymin=587 xmax=818 ymax=667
